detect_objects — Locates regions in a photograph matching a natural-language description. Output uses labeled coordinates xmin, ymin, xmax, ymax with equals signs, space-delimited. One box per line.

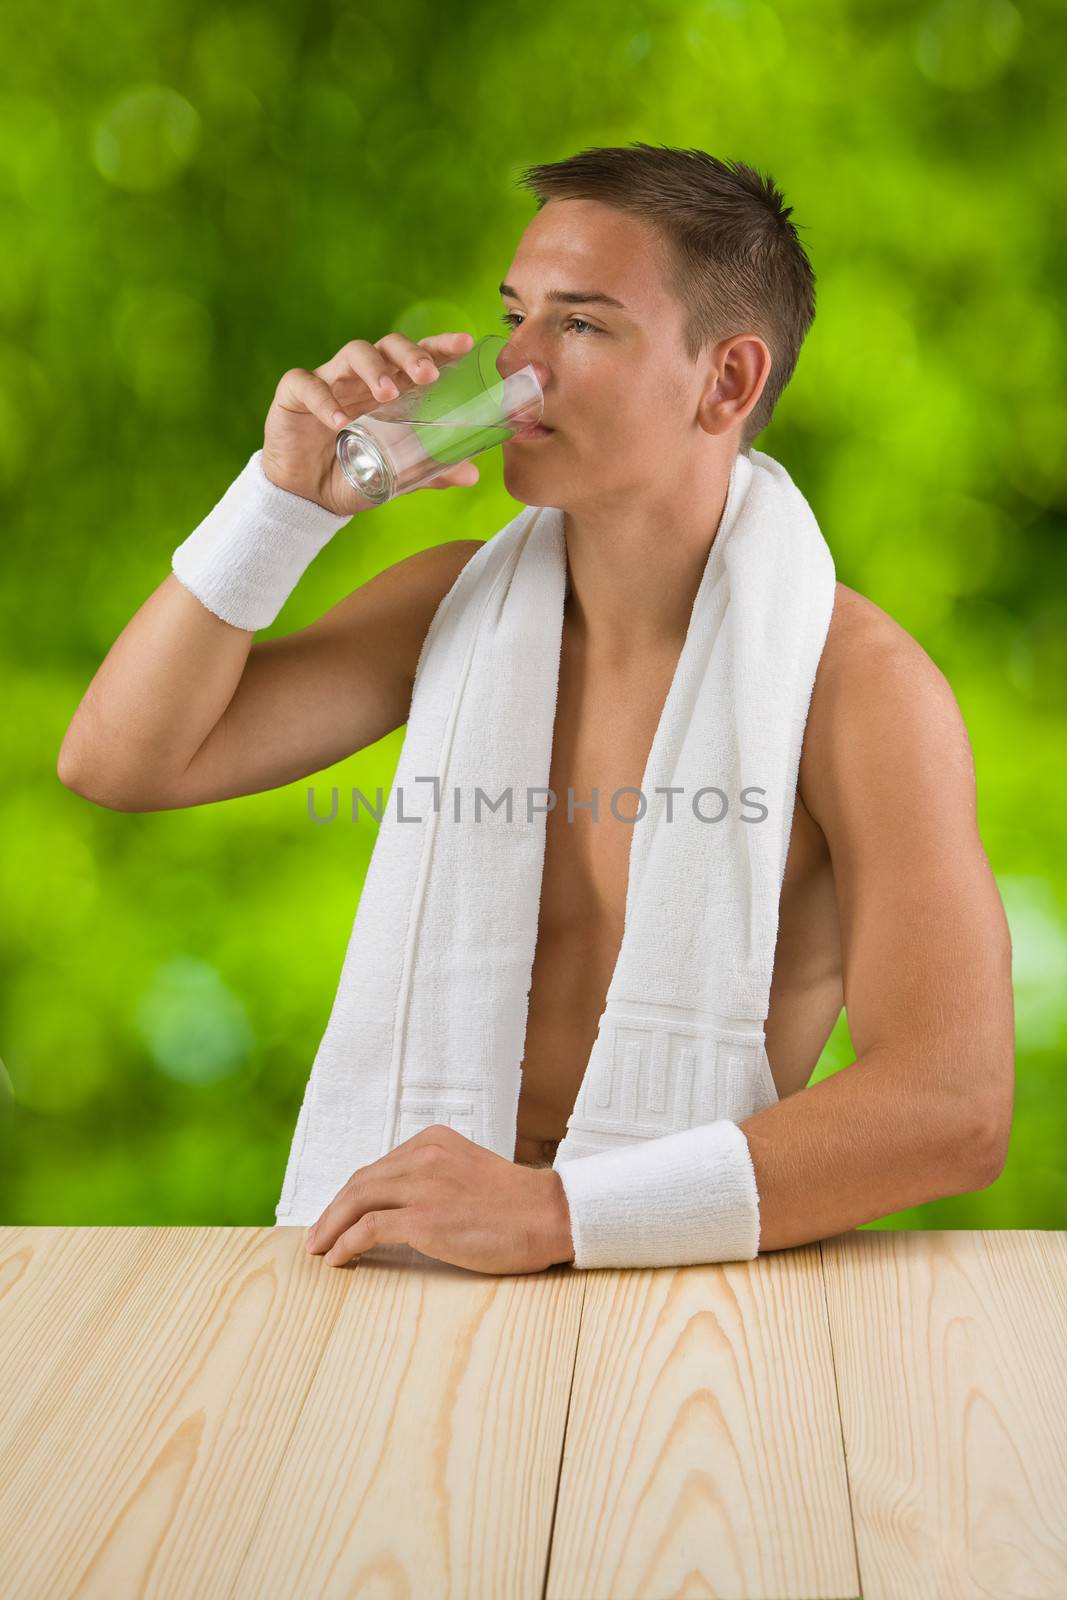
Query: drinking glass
xmin=335 ymin=333 xmax=542 ymax=506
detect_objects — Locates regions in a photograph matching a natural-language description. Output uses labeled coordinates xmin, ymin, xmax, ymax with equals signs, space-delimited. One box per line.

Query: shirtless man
xmin=58 ymin=191 xmax=1014 ymax=1269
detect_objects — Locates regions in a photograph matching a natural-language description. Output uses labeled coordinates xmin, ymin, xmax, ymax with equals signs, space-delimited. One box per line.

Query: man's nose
xmin=498 ymin=351 xmax=550 ymax=392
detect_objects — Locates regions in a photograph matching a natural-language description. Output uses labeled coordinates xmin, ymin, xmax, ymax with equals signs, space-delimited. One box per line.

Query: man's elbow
xmin=956 ymin=1095 xmax=1013 ymax=1192
xmin=57 ymin=747 xmax=151 ymax=813
xmin=969 ymin=1117 xmax=1012 ymax=1190
xmin=941 ymin=1012 xmax=1015 ymax=1193
xmin=58 ymin=744 xmax=111 ymax=808
xmin=973 ymin=1038 xmax=1016 ymax=1187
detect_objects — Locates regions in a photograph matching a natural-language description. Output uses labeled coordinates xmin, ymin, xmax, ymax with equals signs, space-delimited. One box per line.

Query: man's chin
xmin=502 ymin=473 xmax=566 ymax=511
xmin=504 ymin=450 xmax=558 ymax=484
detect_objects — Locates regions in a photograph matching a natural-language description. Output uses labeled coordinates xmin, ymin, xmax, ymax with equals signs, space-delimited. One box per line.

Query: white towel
xmin=275 ymin=446 xmax=836 ymax=1262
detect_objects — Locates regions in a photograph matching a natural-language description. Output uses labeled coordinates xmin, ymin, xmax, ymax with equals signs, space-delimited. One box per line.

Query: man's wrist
xmin=171 ymin=449 xmax=352 ymax=632
xmin=551 ymin=1122 xmax=761 ymax=1270
xmin=542 ymin=1169 xmax=576 ymax=1265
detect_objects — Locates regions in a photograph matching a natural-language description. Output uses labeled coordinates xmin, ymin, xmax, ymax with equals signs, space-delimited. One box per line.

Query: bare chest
xmin=514 ymin=628 xmax=843 ymax=1166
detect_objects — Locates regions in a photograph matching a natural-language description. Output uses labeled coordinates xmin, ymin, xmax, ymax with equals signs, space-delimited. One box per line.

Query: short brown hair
xmin=514 ymin=142 xmax=816 ymax=454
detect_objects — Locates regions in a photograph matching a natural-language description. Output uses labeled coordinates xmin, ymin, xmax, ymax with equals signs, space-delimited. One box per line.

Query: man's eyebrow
xmin=498 ymin=280 xmax=630 ymax=312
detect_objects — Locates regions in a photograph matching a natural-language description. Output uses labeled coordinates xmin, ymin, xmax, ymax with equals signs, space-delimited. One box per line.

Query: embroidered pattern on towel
xmin=395 ymin=1079 xmax=492 ymax=1146
xmin=557 ymin=1010 xmax=779 ymax=1161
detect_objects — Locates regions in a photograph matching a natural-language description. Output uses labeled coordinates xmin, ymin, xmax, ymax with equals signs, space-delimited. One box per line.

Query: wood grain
xmin=547 ymin=1242 xmax=858 ymax=1599
xmin=0 ymin=1226 xmax=149 ymax=1465
xmin=231 ymin=1242 xmax=584 ymax=1599
xmin=0 ymin=1227 xmax=350 ymax=1598
xmin=823 ymin=1229 xmax=1067 ymax=1600
xmin=1 ymin=1227 xmax=1063 ymax=1600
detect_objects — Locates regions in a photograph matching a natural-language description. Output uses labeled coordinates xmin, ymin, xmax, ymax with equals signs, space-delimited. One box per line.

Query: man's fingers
xmin=306 ymin=1129 xmax=454 ymax=1260
xmin=424 ymin=458 xmax=480 ymax=491
xmin=274 ymin=367 xmax=350 ymax=430
xmin=322 ymin=1208 xmax=410 ymax=1265
xmin=307 ymin=1149 xmax=425 ymax=1251
xmin=316 ymin=330 xmax=474 ymax=391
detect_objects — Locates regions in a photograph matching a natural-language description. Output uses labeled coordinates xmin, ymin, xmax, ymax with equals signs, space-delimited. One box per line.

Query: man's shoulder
xmin=405 ymin=537 xmax=488 ymax=615
xmin=824 ymin=580 xmax=914 ymax=651
xmin=818 ymin=581 xmax=956 ymax=705
xmin=799 ymin=582 xmax=973 ymax=827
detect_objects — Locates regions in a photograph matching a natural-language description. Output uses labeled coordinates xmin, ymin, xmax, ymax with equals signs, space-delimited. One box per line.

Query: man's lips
xmin=509 ymin=421 xmax=555 ymax=440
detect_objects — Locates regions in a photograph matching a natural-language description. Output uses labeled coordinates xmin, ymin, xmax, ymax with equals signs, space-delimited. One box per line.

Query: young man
xmin=58 ymin=146 xmax=1014 ymax=1272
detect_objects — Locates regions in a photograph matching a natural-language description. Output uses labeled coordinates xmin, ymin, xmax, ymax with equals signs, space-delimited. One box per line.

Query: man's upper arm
xmin=798 ymin=588 xmax=1015 ymax=1159
xmin=164 ymin=538 xmax=486 ymax=809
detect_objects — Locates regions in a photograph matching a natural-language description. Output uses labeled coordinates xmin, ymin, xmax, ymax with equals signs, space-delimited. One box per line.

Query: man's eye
xmin=499 ymin=312 xmax=601 ymax=335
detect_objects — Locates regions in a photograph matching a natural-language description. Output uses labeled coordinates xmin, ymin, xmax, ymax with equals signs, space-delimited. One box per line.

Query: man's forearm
xmin=737 ymin=1045 xmax=1002 ymax=1253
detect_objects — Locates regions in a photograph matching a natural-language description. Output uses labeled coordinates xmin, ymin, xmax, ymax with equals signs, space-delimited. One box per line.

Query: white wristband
xmin=171 ymin=449 xmax=353 ymax=631
xmin=554 ymin=1120 xmax=762 ymax=1270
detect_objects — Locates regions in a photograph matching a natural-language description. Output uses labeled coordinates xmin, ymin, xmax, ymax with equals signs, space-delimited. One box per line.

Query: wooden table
xmin=1 ymin=1227 xmax=1063 ymax=1599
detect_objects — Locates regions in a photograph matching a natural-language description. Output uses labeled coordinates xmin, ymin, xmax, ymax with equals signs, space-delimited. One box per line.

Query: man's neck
xmin=561 ymin=459 xmax=735 ymax=659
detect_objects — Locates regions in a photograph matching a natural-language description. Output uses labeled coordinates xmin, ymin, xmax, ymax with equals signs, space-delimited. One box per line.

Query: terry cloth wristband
xmin=554 ymin=1120 xmax=762 ymax=1269
xmin=171 ymin=449 xmax=353 ymax=631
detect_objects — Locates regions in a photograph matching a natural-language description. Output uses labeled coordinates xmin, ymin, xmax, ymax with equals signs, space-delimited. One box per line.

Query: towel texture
xmin=172 ymin=450 xmax=351 ymax=632
xmin=274 ymin=447 xmax=836 ymax=1267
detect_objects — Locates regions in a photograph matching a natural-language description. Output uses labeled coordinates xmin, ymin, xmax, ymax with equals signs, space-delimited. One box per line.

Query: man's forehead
xmin=505 ymin=228 xmax=671 ymax=318
xmin=505 ymin=202 xmax=672 ymax=316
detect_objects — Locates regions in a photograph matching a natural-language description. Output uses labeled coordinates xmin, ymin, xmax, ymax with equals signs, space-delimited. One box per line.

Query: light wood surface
xmin=0 ymin=1227 xmax=1062 ymax=1599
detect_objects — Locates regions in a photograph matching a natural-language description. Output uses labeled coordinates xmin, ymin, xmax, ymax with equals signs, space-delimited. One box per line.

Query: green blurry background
xmin=1 ymin=0 xmax=1063 ymax=1230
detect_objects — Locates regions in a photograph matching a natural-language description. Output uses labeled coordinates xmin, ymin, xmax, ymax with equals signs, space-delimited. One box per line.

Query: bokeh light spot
xmin=135 ymin=957 xmax=254 ymax=1085
xmin=915 ymin=0 xmax=1022 ymax=90
xmin=92 ymin=85 xmax=201 ymax=192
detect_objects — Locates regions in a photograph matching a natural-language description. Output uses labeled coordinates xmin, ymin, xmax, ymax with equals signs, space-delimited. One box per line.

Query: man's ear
xmin=697 ymin=334 xmax=772 ymax=440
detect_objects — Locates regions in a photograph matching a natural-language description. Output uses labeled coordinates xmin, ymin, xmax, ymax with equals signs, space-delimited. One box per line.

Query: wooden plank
xmin=0 ymin=1227 xmax=150 ymax=1462
xmin=823 ymin=1229 xmax=1067 ymax=1600
xmin=546 ymin=1243 xmax=858 ymax=1600
xmin=0 ymin=1227 xmax=350 ymax=1600
xmin=232 ymin=1242 xmax=585 ymax=1600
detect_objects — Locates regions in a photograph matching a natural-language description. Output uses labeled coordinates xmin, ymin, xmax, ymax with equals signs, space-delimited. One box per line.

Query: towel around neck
xmin=275 ymin=446 xmax=836 ymax=1226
